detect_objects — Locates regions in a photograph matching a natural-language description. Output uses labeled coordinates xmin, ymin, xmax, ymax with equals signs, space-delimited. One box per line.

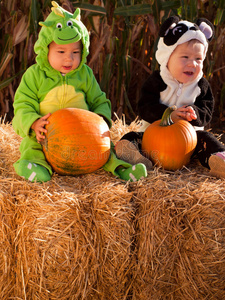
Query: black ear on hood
xmin=159 ymin=16 xmax=180 ymax=37
xmin=196 ymin=18 xmax=214 ymax=42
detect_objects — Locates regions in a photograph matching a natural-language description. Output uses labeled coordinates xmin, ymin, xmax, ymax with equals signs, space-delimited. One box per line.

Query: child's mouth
xmin=184 ymin=71 xmax=194 ymax=76
xmin=63 ymin=66 xmax=72 ymax=70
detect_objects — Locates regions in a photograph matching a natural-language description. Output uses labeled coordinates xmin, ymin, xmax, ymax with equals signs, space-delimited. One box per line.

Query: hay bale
xmin=132 ymin=170 xmax=225 ymax=299
xmin=0 ymin=123 xmax=22 ymax=299
xmin=11 ymin=176 xmax=134 ymax=299
xmin=1 ymin=119 xmax=225 ymax=299
xmin=0 ymin=187 xmax=16 ymax=300
xmin=0 ymin=121 xmax=135 ymax=299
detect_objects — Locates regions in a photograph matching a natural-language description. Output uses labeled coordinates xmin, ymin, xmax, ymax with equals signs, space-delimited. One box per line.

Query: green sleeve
xmin=84 ymin=66 xmax=112 ymax=128
xmin=12 ymin=65 xmax=42 ymax=138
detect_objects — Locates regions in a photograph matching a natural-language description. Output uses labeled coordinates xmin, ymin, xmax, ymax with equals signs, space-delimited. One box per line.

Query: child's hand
xmin=31 ymin=113 xmax=51 ymax=143
xmin=170 ymin=105 xmax=197 ymax=123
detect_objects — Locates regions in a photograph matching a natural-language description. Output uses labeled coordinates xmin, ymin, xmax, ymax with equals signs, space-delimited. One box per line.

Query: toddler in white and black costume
xmin=115 ymin=16 xmax=225 ymax=178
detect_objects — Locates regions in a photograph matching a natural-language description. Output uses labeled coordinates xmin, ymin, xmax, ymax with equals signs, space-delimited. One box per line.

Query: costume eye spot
xmin=172 ymin=25 xmax=183 ymax=35
xmin=56 ymin=23 xmax=62 ymax=29
xmin=164 ymin=23 xmax=188 ymax=46
xmin=67 ymin=21 xmax=73 ymax=27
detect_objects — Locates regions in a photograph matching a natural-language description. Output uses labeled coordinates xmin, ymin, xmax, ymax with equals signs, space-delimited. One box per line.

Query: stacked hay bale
xmin=0 ymin=119 xmax=225 ymax=299
xmin=0 ymin=124 xmax=21 ymax=299
xmin=132 ymin=172 xmax=225 ymax=299
xmin=10 ymin=176 xmax=134 ymax=299
xmin=0 ymin=184 xmax=16 ymax=300
xmin=0 ymin=121 xmax=135 ymax=299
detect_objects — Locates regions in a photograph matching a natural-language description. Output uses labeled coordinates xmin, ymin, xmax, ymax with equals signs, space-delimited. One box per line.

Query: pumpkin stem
xmin=160 ymin=106 xmax=177 ymax=127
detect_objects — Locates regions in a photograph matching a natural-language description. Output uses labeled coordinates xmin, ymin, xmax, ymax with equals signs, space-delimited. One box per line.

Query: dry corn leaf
xmin=13 ymin=16 xmax=29 ymax=46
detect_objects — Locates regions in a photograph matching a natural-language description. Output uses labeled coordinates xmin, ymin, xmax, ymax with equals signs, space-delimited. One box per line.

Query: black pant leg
xmin=193 ymin=130 xmax=225 ymax=168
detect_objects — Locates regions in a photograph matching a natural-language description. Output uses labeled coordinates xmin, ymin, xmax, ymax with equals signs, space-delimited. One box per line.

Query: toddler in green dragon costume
xmin=12 ymin=1 xmax=147 ymax=183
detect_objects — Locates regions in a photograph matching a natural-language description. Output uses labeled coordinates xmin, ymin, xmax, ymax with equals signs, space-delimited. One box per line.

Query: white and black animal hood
xmin=155 ymin=16 xmax=214 ymax=109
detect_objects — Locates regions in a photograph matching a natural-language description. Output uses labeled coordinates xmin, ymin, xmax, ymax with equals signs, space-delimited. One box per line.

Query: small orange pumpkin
xmin=142 ymin=106 xmax=197 ymax=170
xmin=42 ymin=108 xmax=111 ymax=175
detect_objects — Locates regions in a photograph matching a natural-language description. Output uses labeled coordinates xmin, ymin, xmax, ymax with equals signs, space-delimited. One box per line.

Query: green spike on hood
xmin=34 ymin=1 xmax=90 ymax=73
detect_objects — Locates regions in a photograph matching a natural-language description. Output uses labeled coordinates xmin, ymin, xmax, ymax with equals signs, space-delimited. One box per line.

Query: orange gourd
xmin=42 ymin=108 xmax=111 ymax=175
xmin=142 ymin=106 xmax=197 ymax=170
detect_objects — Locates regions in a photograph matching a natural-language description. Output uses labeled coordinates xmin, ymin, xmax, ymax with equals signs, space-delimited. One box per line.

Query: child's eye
xmin=56 ymin=23 xmax=63 ymax=29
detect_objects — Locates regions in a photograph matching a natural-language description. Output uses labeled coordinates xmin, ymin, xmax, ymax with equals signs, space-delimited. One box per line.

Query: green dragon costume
xmin=13 ymin=1 xmax=147 ymax=182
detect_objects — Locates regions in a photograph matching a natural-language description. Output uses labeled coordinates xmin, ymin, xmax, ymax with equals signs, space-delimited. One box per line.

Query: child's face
xmin=48 ymin=41 xmax=81 ymax=74
xmin=167 ymin=40 xmax=205 ymax=84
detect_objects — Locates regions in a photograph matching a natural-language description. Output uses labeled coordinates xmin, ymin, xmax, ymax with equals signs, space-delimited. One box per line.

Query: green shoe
xmin=15 ymin=160 xmax=51 ymax=182
xmin=117 ymin=163 xmax=147 ymax=182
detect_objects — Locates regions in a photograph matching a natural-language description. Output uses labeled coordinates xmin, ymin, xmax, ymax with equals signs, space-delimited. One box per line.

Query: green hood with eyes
xmin=34 ymin=1 xmax=89 ymax=73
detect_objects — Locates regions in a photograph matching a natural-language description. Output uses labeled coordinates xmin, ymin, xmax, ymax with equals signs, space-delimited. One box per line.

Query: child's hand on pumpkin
xmin=171 ymin=106 xmax=197 ymax=123
xmin=31 ymin=113 xmax=51 ymax=142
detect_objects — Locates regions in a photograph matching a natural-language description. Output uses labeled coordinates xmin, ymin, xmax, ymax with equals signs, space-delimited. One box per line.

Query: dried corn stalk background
xmin=0 ymin=119 xmax=225 ymax=300
xmin=1 ymin=1 xmax=225 ymax=127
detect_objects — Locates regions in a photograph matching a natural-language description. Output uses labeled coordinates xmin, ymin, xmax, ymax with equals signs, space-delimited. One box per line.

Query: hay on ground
xmin=0 ymin=119 xmax=225 ymax=299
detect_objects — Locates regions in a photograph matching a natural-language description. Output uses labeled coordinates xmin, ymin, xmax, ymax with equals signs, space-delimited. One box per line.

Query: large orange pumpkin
xmin=42 ymin=108 xmax=111 ymax=175
xmin=142 ymin=106 xmax=197 ymax=170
